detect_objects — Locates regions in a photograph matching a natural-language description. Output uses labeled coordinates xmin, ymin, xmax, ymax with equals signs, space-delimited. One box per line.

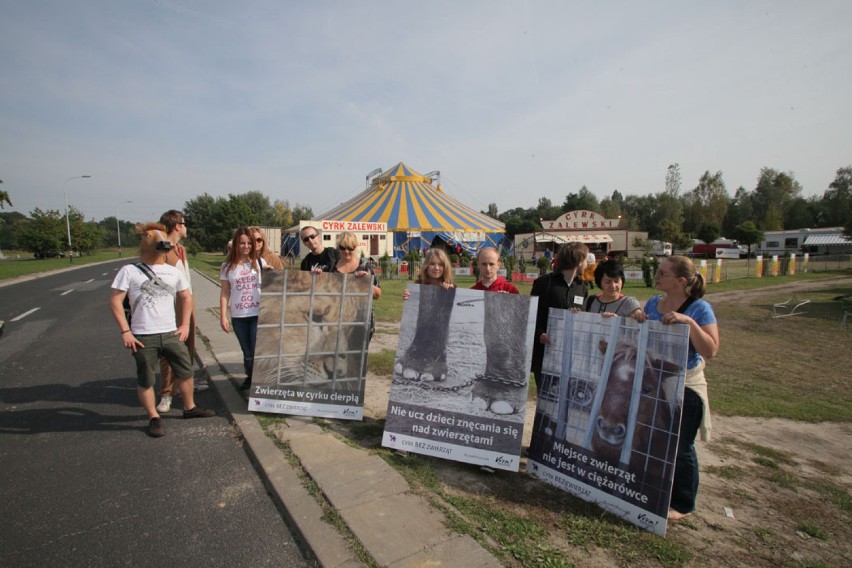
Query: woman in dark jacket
xmin=529 ymin=242 xmax=589 ymax=394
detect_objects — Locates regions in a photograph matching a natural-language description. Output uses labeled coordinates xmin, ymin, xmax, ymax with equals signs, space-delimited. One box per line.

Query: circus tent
xmin=285 ymin=163 xmax=506 ymax=259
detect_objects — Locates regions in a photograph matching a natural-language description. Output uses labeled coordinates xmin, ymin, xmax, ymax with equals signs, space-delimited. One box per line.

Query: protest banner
xmin=248 ymin=270 xmax=372 ymax=420
xmin=527 ymin=311 xmax=689 ymax=536
xmin=382 ymin=285 xmax=537 ymax=471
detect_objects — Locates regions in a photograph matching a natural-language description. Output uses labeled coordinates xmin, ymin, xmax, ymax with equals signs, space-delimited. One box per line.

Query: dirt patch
xmin=358 ymin=277 xmax=852 ymax=566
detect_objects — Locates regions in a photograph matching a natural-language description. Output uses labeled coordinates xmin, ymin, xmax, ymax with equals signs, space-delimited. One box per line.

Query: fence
xmin=677 ymin=255 xmax=852 ymax=282
xmin=376 ymin=255 xmax=851 ymax=283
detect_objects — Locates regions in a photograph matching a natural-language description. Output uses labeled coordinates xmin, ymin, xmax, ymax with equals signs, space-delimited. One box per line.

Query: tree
xmin=290 ymin=204 xmax=314 ymax=225
xmin=659 ymin=219 xmax=692 ymax=251
xmin=498 ymin=207 xmax=541 ymax=239
xmin=783 ymin=197 xmax=816 ymax=229
xmin=18 ymin=208 xmax=65 ymax=255
xmin=561 ymin=186 xmax=599 ymax=212
xmin=0 ymin=190 xmax=10 ymax=209
xmin=484 ymin=203 xmax=499 ymax=219
xmin=723 ymin=186 xmax=754 ymax=237
xmin=818 ymin=166 xmax=852 ymax=227
xmin=97 ymin=216 xmax=137 ymax=249
xmin=683 ymin=171 xmax=728 ymax=234
xmin=535 ymin=197 xmax=562 ymax=221
xmin=753 ymin=167 xmax=802 ymax=230
xmin=74 ymin=219 xmax=106 ymax=255
xmin=664 ymin=163 xmax=682 ymax=197
xmin=732 ymin=220 xmax=764 ymax=258
xmin=598 ymin=196 xmax=621 ymax=219
xmin=696 ymin=223 xmax=721 ymax=245
xmin=621 ymin=194 xmax=658 ymax=235
xmin=0 ymin=211 xmax=26 ymax=250
xmin=240 ymin=190 xmax=279 ymax=226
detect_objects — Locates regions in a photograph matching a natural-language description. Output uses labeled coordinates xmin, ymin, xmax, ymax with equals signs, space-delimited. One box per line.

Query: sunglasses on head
xmin=302 ymin=233 xmax=318 ymax=243
xmin=338 ymin=245 xmax=355 ymax=252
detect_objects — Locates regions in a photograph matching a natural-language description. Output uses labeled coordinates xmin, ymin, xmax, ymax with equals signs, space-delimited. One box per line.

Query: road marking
xmin=11 ymin=307 xmax=40 ymax=321
xmin=84 ymin=279 xmax=94 ymax=283
xmin=61 ymin=289 xmax=74 ymax=296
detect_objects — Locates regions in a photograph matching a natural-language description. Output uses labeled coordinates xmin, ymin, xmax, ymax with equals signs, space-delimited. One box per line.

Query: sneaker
xmin=194 ymin=380 xmax=210 ymax=392
xmin=183 ymin=406 xmax=215 ymax=419
xmin=148 ymin=417 xmax=165 ymax=437
xmin=156 ymin=395 xmax=172 ymax=413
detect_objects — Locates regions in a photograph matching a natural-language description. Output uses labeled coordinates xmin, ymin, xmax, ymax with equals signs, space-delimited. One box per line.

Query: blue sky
xmin=1 ymin=1 xmax=850 ymax=224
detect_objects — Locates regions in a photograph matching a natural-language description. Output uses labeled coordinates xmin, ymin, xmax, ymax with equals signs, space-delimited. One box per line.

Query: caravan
xmin=650 ymin=240 xmax=672 ymax=256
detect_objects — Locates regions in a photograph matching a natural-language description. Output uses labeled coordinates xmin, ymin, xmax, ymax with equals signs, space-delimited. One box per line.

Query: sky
xmin=1 ymin=0 xmax=850 ymax=224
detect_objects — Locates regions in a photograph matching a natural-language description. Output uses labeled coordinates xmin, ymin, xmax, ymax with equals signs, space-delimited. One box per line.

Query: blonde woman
xmin=636 ymin=255 xmax=719 ymax=520
xmin=331 ymin=231 xmax=381 ymax=343
xmin=402 ymin=247 xmax=455 ymax=299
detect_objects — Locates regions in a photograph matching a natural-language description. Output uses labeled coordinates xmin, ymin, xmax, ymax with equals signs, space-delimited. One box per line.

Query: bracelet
xmin=121 ymin=329 xmax=131 ymax=334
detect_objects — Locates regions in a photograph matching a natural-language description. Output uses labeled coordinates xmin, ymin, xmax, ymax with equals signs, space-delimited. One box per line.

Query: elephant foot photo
xmin=472 ymin=377 xmax=526 ymax=415
xmin=394 ymin=348 xmax=448 ymax=382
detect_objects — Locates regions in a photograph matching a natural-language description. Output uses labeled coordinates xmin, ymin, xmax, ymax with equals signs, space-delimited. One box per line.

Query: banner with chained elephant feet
xmin=382 ymin=285 xmax=537 ymax=471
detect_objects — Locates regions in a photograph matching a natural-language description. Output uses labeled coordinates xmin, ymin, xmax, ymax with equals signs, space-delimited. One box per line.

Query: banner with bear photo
xmin=248 ymin=270 xmax=373 ymax=420
xmin=382 ymin=285 xmax=537 ymax=472
xmin=526 ymin=311 xmax=689 ymax=536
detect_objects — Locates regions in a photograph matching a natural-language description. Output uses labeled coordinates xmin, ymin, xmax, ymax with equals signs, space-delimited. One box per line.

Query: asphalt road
xmin=0 ymin=259 xmax=308 ymax=567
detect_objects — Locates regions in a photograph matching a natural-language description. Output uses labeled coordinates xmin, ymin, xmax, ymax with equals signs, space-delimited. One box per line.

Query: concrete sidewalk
xmin=191 ymin=269 xmax=501 ymax=568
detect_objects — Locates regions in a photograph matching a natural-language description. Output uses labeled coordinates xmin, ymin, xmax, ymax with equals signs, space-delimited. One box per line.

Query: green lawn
xmin=0 ymin=249 xmax=131 ymax=280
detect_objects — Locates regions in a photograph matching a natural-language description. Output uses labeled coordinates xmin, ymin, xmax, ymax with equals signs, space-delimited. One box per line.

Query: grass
xmin=0 ymin=249 xmax=131 ymax=279
xmin=9 ymin=249 xmax=851 ymax=566
xmin=373 ymin=445 xmax=693 ymax=567
xmin=708 ymin=280 xmax=852 ymax=421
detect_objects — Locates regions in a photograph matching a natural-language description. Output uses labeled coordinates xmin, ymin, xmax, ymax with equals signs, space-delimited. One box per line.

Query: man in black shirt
xmin=299 ymin=225 xmax=339 ymax=272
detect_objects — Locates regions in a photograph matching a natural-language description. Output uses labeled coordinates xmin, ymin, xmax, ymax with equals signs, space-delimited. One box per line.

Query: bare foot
xmin=668 ymin=508 xmax=692 ymax=521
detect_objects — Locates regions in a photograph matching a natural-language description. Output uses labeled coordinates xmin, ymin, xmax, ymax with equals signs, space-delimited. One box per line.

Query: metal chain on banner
xmin=392 ymin=372 xmax=527 ymax=392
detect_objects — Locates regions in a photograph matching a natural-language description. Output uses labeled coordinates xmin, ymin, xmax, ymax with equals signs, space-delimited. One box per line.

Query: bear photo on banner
xmin=382 ymin=285 xmax=537 ymax=471
xmin=527 ymin=310 xmax=689 ymax=536
xmin=249 ymin=270 xmax=372 ymax=420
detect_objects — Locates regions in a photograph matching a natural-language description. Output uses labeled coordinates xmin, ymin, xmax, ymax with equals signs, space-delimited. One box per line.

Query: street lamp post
xmin=116 ymin=200 xmax=132 ymax=256
xmin=63 ymin=175 xmax=92 ymax=262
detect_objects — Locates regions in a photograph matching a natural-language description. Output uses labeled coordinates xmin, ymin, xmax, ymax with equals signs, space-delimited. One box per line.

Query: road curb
xmin=193 ymin=272 xmax=361 ymax=568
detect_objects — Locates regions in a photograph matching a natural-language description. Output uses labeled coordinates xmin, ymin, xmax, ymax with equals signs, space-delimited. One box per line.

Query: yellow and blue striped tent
xmin=310 ymin=163 xmax=506 ymax=257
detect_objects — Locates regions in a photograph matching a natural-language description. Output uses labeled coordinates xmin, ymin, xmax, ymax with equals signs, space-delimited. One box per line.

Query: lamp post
xmin=116 ymin=200 xmax=132 ymax=256
xmin=63 ymin=175 xmax=92 ymax=262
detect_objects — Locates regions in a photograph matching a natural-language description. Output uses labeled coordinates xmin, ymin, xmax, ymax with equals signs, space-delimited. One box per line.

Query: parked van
xmin=650 ymin=240 xmax=672 ymax=256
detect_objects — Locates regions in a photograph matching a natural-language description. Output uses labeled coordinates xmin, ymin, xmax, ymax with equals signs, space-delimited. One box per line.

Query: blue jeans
xmin=671 ymin=387 xmax=703 ymax=514
xmin=231 ymin=316 xmax=258 ymax=379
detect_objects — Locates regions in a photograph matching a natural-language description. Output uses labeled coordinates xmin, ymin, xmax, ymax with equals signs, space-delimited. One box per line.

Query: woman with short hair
xmin=584 ymin=259 xmax=641 ymax=318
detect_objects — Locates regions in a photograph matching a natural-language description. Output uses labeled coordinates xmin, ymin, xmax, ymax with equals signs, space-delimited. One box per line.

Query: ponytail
xmin=686 ymin=272 xmax=706 ymax=299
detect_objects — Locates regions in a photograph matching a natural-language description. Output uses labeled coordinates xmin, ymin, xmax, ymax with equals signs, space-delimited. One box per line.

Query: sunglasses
xmin=255 ymin=237 xmax=264 ymax=243
xmin=338 ymin=245 xmax=355 ymax=252
xmin=302 ymin=233 xmax=318 ymax=243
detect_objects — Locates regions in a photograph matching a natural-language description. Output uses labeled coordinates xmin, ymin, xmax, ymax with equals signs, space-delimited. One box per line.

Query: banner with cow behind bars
xmin=527 ymin=310 xmax=689 ymax=536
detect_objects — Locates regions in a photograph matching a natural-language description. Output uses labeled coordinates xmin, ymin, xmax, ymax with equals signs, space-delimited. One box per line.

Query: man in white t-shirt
xmin=109 ymin=223 xmax=215 ymax=438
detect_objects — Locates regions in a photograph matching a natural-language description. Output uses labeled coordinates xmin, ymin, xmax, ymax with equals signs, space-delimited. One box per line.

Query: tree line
xmin=490 ymin=165 xmax=852 ymax=251
xmin=0 ymin=191 xmax=313 ymax=257
xmin=2 ymin=165 xmax=851 ymax=257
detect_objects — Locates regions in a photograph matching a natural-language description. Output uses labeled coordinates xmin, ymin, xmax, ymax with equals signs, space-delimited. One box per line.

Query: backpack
xmin=123 ymin=263 xmax=176 ymax=327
